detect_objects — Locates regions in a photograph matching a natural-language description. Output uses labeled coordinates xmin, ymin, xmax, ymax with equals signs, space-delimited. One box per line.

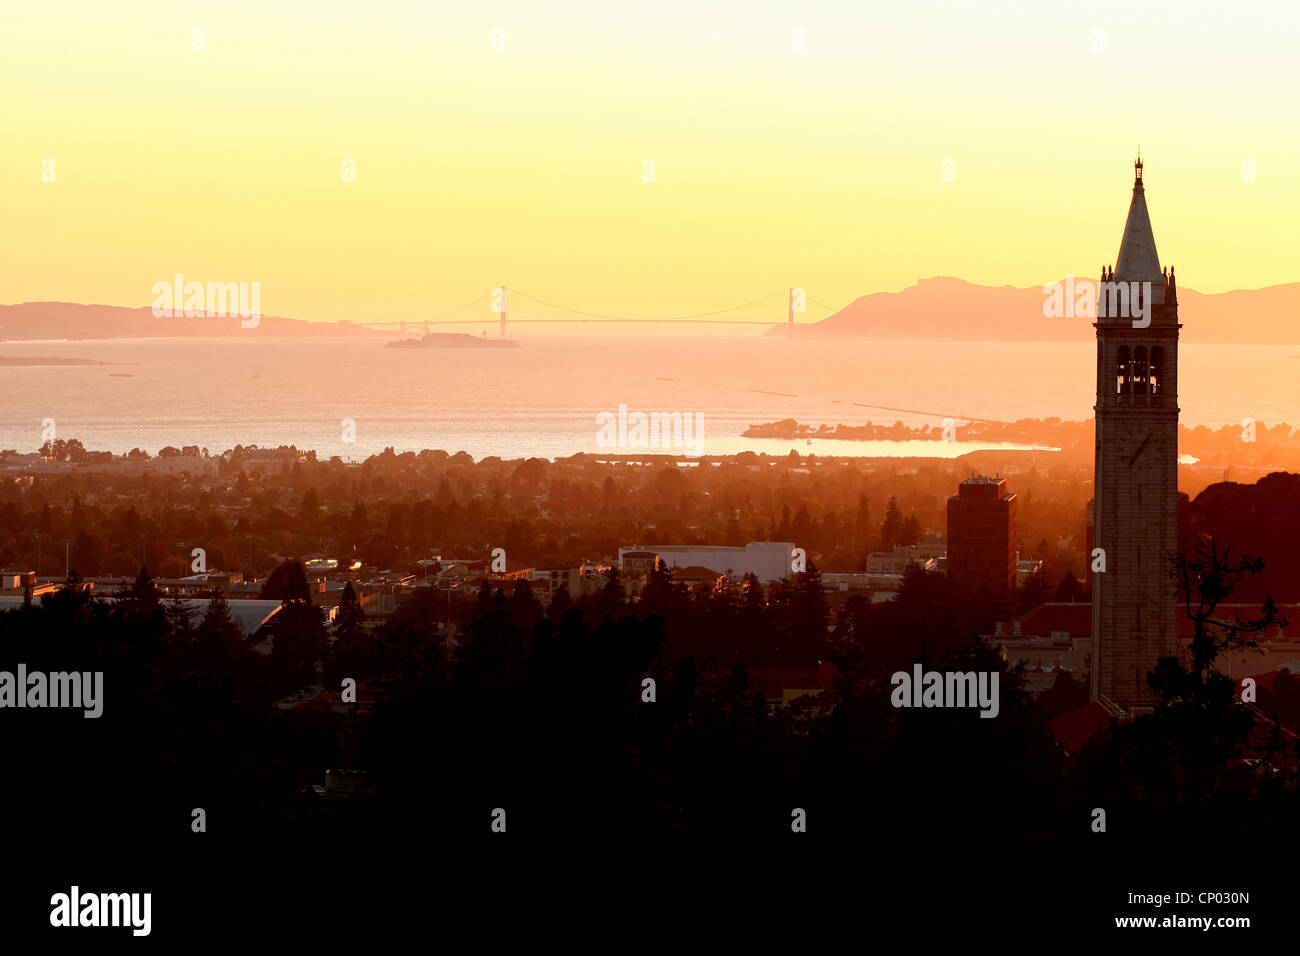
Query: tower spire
xmin=1114 ymin=154 xmax=1160 ymax=291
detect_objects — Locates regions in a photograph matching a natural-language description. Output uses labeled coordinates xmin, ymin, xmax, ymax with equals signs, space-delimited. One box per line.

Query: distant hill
xmin=773 ymin=277 xmax=1300 ymax=344
xmin=0 ymin=302 xmax=383 ymax=340
xmin=8 ymin=281 xmax=1299 ymax=344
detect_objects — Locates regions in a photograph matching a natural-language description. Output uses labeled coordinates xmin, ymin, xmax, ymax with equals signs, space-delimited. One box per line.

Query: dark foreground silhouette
xmin=2 ymin=561 xmax=1294 ymax=940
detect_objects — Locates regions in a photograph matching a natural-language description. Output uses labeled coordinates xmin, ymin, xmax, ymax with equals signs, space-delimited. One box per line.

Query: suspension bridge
xmin=353 ymin=286 xmax=839 ymax=338
xmin=352 ymin=287 xmax=1017 ymax=426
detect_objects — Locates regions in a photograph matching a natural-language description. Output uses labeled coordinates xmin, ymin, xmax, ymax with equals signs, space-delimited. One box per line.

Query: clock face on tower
xmin=1126 ymin=433 xmax=1152 ymax=468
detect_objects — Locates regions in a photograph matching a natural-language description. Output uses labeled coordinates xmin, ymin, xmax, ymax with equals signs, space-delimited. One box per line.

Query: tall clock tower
xmin=1090 ymin=157 xmax=1182 ymax=712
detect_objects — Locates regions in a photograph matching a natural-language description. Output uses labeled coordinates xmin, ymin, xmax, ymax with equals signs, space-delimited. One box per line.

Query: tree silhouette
xmin=1075 ymin=534 xmax=1292 ymax=856
xmin=299 ymin=487 xmax=320 ymax=521
xmin=1166 ymin=534 xmax=1284 ymax=699
xmin=329 ymin=581 xmax=369 ymax=683
xmin=546 ymin=583 xmax=572 ymax=624
xmin=1018 ymin=566 xmax=1052 ymax=613
xmin=121 ymin=565 xmax=162 ymax=618
xmin=1052 ymin=569 xmax=1086 ymax=602
xmin=166 ymin=591 xmax=197 ymax=641
xmin=260 ymin=559 xmax=311 ymax=602
xmin=853 ymin=494 xmax=872 ymax=555
xmin=897 ymin=513 xmax=922 ymax=547
xmin=879 ymin=495 xmax=904 ymax=552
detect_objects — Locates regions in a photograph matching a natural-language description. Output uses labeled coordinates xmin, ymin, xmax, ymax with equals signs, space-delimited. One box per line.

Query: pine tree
xmin=1053 ymin=570 xmax=1086 ymax=602
xmin=336 ymin=581 xmax=365 ymax=637
xmin=330 ymin=582 xmax=369 ymax=683
xmin=1018 ymin=567 xmax=1052 ymax=613
xmin=776 ymin=503 xmax=792 ymax=539
xmin=270 ymin=599 xmax=328 ymax=695
xmin=123 ymin=565 xmax=162 ymax=617
xmin=898 ymin=513 xmax=922 ymax=547
xmin=348 ymin=500 xmax=368 ymax=542
xmin=299 ymin=487 xmax=320 ymax=521
xmin=791 ymin=503 xmax=815 ymax=548
xmin=879 ymin=495 xmax=904 ymax=552
xmin=199 ymin=588 xmax=240 ymax=645
xmin=166 ymin=592 xmax=197 ymax=640
xmin=547 ymin=583 xmax=573 ymax=625
xmin=260 ymin=559 xmax=311 ymax=602
xmin=854 ymin=494 xmax=872 ymax=553
xmin=792 ymin=560 xmax=829 ymax=657
xmin=592 ymin=565 xmax=625 ymax=621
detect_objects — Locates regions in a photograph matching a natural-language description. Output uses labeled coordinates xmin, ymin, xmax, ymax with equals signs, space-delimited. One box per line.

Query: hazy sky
xmin=3 ymin=0 xmax=1297 ymax=323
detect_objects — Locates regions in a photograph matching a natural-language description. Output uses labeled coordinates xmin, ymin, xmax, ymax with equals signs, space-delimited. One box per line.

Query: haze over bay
xmin=2 ymin=332 xmax=1294 ymax=459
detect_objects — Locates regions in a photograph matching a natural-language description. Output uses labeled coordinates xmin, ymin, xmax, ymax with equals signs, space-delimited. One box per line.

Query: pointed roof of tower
xmin=1113 ymin=155 xmax=1163 ymax=285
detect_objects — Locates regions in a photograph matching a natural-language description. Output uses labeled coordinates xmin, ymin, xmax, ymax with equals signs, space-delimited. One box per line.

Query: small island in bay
xmin=386 ymin=333 xmax=521 ymax=350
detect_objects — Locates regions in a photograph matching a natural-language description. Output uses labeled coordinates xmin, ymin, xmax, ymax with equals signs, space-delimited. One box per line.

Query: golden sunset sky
xmin=3 ymin=0 xmax=1297 ymax=323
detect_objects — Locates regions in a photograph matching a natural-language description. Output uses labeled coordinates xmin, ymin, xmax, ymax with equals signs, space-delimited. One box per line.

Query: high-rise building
xmin=947 ymin=475 xmax=1016 ymax=595
xmin=1090 ymin=157 xmax=1182 ymax=712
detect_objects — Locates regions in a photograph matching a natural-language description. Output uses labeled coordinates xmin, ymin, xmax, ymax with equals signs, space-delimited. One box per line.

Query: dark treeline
xmin=11 ymin=446 xmax=1300 ymax=604
xmin=4 ymin=551 xmax=1300 ymax=934
xmin=0 ymin=443 xmax=1090 ymax=582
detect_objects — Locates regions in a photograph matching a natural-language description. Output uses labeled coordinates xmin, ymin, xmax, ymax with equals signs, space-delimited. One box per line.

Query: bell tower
xmin=1090 ymin=156 xmax=1182 ymax=712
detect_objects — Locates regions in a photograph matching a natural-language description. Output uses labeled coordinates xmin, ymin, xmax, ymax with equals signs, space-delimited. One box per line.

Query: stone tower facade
xmin=1090 ymin=157 xmax=1182 ymax=711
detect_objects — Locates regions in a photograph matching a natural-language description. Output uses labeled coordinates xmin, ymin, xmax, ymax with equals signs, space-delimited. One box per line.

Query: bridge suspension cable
xmin=357 ymin=287 xmax=841 ymax=328
xmin=504 ymin=287 xmax=796 ymax=322
xmin=432 ymin=292 xmax=492 ymax=321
